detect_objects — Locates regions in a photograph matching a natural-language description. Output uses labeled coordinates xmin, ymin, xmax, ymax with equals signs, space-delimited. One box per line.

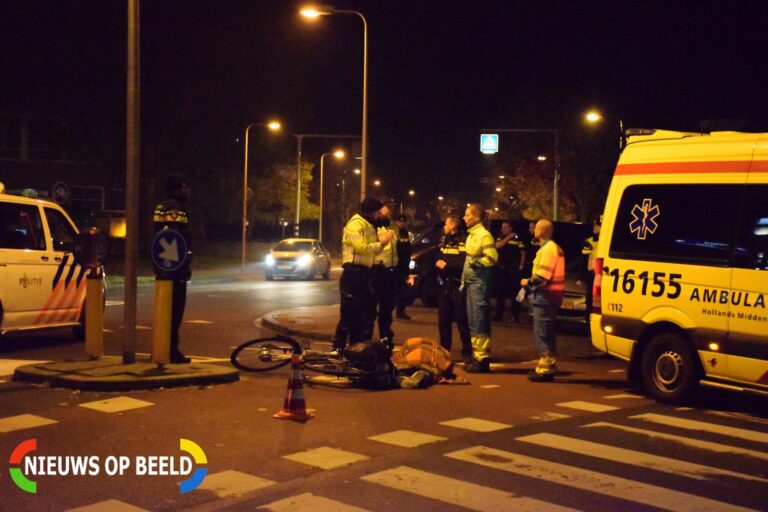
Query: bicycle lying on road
xmin=230 ymin=334 xmax=396 ymax=388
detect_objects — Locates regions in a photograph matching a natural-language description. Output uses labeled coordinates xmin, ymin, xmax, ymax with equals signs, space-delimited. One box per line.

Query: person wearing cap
xmin=153 ymin=173 xmax=192 ymax=364
xmin=393 ymin=213 xmax=413 ymax=320
xmin=521 ymin=219 xmax=566 ymax=382
xmin=462 ymin=203 xmax=498 ymax=373
xmin=332 ymin=197 xmax=395 ymax=351
xmin=369 ymin=198 xmax=399 ymax=351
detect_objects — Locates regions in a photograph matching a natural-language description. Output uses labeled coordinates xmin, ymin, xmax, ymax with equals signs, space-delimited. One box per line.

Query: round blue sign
xmin=151 ymin=228 xmax=189 ymax=273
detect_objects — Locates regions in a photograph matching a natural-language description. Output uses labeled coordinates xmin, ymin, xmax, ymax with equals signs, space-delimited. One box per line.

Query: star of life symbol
xmin=629 ymin=198 xmax=660 ymax=240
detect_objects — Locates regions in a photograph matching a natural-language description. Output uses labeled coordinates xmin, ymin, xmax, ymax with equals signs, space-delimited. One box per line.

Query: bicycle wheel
xmin=303 ymin=357 xmax=368 ymax=378
xmin=231 ymin=336 xmax=301 ymax=372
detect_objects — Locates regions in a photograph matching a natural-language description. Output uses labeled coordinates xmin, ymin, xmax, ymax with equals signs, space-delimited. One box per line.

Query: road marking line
xmin=0 ymin=414 xmax=58 ymax=433
xmin=556 ymin=401 xmax=619 ymax=413
xmin=632 ymin=413 xmax=768 ymax=444
xmin=0 ymin=359 xmax=50 ymax=377
xmin=528 ymin=412 xmax=571 ymax=421
xmin=66 ymin=498 xmax=150 ymax=511
xmin=603 ymin=393 xmax=644 ymax=399
xmin=185 ymin=319 xmax=214 ymax=324
xmin=705 ymin=410 xmax=768 ymax=427
xmin=607 ymin=369 xmax=625 ymax=373
xmin=439 ymin=417 xmax=512 ymax=432
xmin=368 ymin=430 xmax=447 ymax=448
xmin=260 ymin=492 xmax=369 ymax=512
xmin=79 ymin=396 xmax=154 ymax=414
xmin=479 ymin=384 xmax=501 ymax=389
xmin=517 ymin=432 xmax=768 ymax=483
xmin=445 ymin=445 xmax=757 ymax=512
xmin=136 ymin=325 xmax=151 ymax=330
xmin=105 ymin=301 xmax=125 ymax=307
xmin=197 ymin=470 xmax=275 ymax=498
xmin=361 ymin=465 xmax=577 ymax=512
xmin=584 ymin=422 xmax=768 ymax=461
xmin=283 ymin=447 xmax=369 ymax=470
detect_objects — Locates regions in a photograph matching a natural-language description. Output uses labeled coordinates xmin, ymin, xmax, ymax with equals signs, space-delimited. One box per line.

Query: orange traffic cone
xmin=273 ymin=354 xmax=314 ymax=422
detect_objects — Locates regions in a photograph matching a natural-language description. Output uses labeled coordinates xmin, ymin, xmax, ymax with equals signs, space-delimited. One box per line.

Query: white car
xmin=265 ymin=238 xmax=331 ymax=281
xmin=0 ymin=185 xmax=91 ymax=339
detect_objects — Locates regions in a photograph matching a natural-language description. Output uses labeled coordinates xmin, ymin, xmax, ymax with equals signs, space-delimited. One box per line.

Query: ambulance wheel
xmin=641 ymin=332 xmax=698 ymax=404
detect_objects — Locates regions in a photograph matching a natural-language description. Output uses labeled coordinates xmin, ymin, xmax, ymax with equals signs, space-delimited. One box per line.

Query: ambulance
xmin=590 ymin=130 xmax=768 ymax=402
xmin=0 ymin=182 xmax=89 ymax=339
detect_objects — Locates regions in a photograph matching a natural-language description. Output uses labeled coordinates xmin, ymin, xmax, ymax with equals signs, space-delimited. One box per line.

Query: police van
xmin=590 ymin=130 xmax=768 ymax=402
xmin=0 ymin=182 xmax=89 ymax=339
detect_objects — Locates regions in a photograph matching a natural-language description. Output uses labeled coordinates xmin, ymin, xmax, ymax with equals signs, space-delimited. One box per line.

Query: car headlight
xmin=265 ymin=254 xmax=275 ymax=266
xmin=409 ymin=259 xmax=416 ymax=270
xmin=297 ymin=254 xmax=312 ymax=267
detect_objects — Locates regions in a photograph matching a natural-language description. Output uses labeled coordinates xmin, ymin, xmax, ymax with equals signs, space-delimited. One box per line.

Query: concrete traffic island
xmin=13 ymin=356 xmax=239 ymax=392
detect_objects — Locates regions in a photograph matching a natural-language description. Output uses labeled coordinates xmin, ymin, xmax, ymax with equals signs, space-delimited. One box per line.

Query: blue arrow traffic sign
xmin=151 ymin=228 xmax=189 ymax=273
xmin=480 ymin=133 xmax=499 ymax=154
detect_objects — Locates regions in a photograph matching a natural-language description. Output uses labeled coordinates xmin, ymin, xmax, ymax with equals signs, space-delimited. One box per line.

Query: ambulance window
xmin=44 ymin=208 xmax=77 ymax=252
xmin=0 ymin=203 xmax=45 ymax=250
xmin=733 ymin=185 xmax=768 ymax=270
xmin=610 ymin=184 xmax=741 ymax=266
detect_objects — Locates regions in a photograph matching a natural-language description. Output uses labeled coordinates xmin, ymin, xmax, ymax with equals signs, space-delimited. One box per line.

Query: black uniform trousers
xmin=395 ymin=267 xmax=410 ymax=315
xmin=438 ymin=285 xmax=472 ymax=356
xmin=370 ymin=264 xmax=397 ymax=341
xmin=493 ymin=266 xmax=521 ymax=321
xmin=333 ymin=264 xmax=375 ymax=349
xmin=171 ymin=279 xmax=187 ymax=351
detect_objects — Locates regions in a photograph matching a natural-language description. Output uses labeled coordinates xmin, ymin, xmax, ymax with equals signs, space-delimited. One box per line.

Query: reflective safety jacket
xmin=342 ymin=214 xmax=383 ymax=267
xmin=531 ymin=239 xmax=565 ymax=292
xmin=496 ymin=233 xmax=525 ymax=269
xmin=153 ymin=198 xmax=191 ymax=278
xmin=374 ymin=220 xmax=399 ymax=268
xmin=464 ymin=223 xmax=497 ymax=269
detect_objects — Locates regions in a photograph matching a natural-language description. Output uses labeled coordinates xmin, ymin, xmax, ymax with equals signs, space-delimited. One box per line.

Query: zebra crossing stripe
xmin=556 ymin=401 xmax=619 ymax=413
xmin=632 ymin=413 xmax=768 ymax=444
xmin=583 ymin=422 xmax=768 ymax=462
xmin=260 ymin=492 xmax=369 ymax=511
xmin=445 ymin=446 xmax=758 ymax=512
xmin=516 ymin=432 xmax=768 ymax=483
xmin=361 ymin=465 xmax=577 ymax=512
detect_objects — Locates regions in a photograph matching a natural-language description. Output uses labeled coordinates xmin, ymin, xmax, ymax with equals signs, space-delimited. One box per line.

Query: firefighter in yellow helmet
xmin=521 ymin=219 xmax=565 ymax=382
xmin=461 ymin=203 xmax=497 ymax=373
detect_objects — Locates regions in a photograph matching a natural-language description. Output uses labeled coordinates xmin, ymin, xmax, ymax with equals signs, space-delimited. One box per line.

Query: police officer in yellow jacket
xmin=462 ymin=204 xmax=498 ymax=373
xmin=370 ymin=199 xmax=399 ymax=351
xmin=521 ymin=219 xmax=565 ymax=382
xmin=580 ymin=216 xmax=601 ymax=325
xmin=332 ymin=197 xmax=395 ymax=351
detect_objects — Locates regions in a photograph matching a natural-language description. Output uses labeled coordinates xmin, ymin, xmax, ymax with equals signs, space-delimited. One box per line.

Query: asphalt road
xmin=1 ymin=267 xmax=766 ymax=511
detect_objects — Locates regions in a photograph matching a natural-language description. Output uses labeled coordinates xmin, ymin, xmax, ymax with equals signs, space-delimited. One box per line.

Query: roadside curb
xmin=261 ymin=307 xmax=334 ymax=341
xmin=13 ymin=356 xmax=239 ymax=392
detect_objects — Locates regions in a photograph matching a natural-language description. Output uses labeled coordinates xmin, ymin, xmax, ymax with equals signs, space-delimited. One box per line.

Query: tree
xmin=248 ymin=161 xmax=318 ymax=236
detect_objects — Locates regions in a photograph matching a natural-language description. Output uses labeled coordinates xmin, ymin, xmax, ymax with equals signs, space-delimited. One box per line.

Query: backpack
xmin=344 ymin=341 xmax=397 ymax=389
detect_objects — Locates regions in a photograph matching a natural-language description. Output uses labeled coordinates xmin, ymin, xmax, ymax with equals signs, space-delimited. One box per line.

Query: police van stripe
xmin=516 ymin=432 xmax=768 ymax=483
xmin=63 ymin=259 xmax=78 ymax=289
xmin=445 ymin=445 xmax=756 ymax=512
xmin=361 ymin=465 xmax=577 ymax=512
xmin=52 ymin=254 xmax=69 ymax=290
xmin=74 ymin=264 xmax=86 ymax=287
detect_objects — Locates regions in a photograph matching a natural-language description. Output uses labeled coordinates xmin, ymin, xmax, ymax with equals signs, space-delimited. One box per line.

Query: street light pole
xmin=242 ymin=121 xmax=281 ymax=272
xmin=318 ymin=150 xmax=345 ymax=243
xmin=481 ymin=128 xmax=561 ymax=221
xmin=300 ymin=7 xmax=368 ymax=200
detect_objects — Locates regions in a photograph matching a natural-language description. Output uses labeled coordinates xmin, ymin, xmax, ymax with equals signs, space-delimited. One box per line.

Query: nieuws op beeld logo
xmin=8 ymin=438 xmax=207 ymax=494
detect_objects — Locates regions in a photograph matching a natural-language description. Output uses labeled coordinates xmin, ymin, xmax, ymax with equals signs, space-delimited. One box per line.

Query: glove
xmin=515 ymin=287 xmax=527 ymax=303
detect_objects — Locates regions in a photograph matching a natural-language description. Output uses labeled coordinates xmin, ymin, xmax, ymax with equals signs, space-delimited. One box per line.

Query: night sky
xmin=3 ymin=0 xmax=767 ymax=203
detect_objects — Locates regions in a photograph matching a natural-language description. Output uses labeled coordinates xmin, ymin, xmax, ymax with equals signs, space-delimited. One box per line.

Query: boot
xmin=466 ymin=358 xmax=490 ymax=373
xmin=380 ymin=337 xmax=394 ymax=355
xmin=528 ymin=352 xmax=557 ymax=382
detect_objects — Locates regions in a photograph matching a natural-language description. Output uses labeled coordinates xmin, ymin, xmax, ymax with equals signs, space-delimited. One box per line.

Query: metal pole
xmin=241 ymin=124 xmax=252 ymax=272
xmin=619 ymin=118 xmax=625 ymax=150
xmin=360 ymin=13 xmax=368 ymax=201
xmin=123 ymin=0 xmax=140 ymax=364
xmin=553 ymin=130 xmax=560 ymax=221
xmin=295 ymin=135 xmax=302 ymax=237
xmin=319 ymin=153 xmax=327 ymax=243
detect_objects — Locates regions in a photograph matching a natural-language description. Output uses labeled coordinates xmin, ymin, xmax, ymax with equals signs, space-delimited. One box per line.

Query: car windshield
xmin=274 ymin=241 xmax=312 ymax=252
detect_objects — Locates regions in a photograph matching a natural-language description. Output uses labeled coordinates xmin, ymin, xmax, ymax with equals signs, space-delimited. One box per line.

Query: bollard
xmin=152 ymin=278 xmax=174 ymax=365
xmin=84 ymin=268 xmax=104 ymax=358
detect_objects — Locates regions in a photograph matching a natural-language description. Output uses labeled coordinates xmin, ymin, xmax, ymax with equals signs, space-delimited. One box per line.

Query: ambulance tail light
xmin=592 ymin=258 xmax=603 ymax=314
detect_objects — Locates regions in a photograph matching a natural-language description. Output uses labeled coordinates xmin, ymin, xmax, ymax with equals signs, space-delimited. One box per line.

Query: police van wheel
xmin=641 ymin=333 xmax=698 ymax=404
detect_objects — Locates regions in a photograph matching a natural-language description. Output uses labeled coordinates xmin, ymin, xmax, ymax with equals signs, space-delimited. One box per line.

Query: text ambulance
xmin=590 ymin=130 xmax=768 ymax=402
xmin=1 ymin=184 xmax=89 ymax=339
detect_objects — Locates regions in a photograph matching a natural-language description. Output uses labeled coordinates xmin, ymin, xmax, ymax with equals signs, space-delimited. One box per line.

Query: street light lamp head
xmin=333 ymin=150 xmax=346 ymax=159
xmin=537 ymin=155 xmax=547 ymax=161
xmin=353 ymin=168 xmax=361 ymax=175
xmin=408 ymin=189 xmax=415 ymax=196
xmin=299 ymin=6 xmax=331 ymax=18
xmin=437 ymin=196 xmax=444 ymax=201
xmin=585 ymin=110 xmax=603 ymax=123
xmin=373 ymin=179 xmax=381 ymax=187
xmin=267 ymin=121 xmax=282 ymax=131
xmin=495 ymin=186 xmax=502 ymax=192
